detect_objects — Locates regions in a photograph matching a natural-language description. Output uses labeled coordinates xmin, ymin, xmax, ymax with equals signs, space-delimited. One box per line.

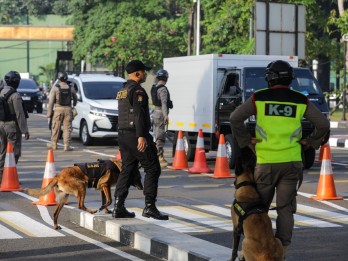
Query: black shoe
xmin=142 ymin=205 xmax=169 ymax=220
xmin=112 ymin=206 xmax=135 ymax=218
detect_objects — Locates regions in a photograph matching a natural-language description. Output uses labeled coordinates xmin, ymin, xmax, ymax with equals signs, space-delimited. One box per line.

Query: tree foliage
xmin=1 ymin=0 xmax=347 ymax=71
xmin=67 ymin=0 xmax=190 ymax=70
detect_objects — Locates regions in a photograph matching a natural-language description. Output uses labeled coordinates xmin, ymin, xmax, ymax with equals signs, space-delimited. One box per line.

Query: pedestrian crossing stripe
xmin=0 ymin=211 xmax=64 ymax=238
xmin=296 ymin=204 xmax=348 ymax=225
xmin=0 ymin=223 xmax=22 ymax=239
xmin=129 ymin=207 xmax=212 ymax=233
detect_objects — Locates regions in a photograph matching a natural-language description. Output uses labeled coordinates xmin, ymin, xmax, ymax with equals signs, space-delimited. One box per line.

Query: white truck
xmin=164 ymin=54 xmax=329 ymax=169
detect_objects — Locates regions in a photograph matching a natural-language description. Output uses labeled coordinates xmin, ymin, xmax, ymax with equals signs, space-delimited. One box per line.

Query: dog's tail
xmin=25 ymin=177 xmax=58 ymax=196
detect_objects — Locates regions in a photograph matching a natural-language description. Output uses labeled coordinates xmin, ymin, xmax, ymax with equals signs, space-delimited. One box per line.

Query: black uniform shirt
xmin=118 ymin=80 xmax=151 ymax=138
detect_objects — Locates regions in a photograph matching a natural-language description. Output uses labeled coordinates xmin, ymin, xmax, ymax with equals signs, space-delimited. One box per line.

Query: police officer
xmin=150 ymin=69 xmax=173 ymax=167
xmin=0 ymin=71 xmax=30 ymax=182
xmin=112 ymin=60 xmax=168 ymax=220
xmin=229 ymin=60 xmax=330 ymax=259
xmin=47 ymin=72 xmax=77 ymax=151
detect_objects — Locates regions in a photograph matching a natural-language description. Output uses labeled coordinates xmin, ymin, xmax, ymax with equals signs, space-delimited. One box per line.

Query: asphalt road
xmin=1 ymin=112 xmax=348 ymax=261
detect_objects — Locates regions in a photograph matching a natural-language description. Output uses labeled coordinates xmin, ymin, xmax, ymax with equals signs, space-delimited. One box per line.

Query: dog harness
xmin=233 ymin=181 xmax=267 ymax=234
xmin=74 ymin=160 xmax=119 ymax=188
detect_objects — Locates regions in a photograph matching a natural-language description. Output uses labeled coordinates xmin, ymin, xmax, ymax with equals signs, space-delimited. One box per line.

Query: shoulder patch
xmin=116 ymin=90 xmax=128 ymax=100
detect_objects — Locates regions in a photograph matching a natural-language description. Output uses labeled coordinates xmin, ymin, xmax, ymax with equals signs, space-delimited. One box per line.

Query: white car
xmin=68 ymin=73 xmax=126 ymax=145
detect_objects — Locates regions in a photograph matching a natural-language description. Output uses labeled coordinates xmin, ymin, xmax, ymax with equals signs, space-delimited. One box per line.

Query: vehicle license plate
xmin=22 ymin=97 xmax=31 ymax=100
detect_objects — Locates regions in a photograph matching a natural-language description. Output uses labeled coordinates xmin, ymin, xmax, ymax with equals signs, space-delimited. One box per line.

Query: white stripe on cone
xmin=43 ymin=162 xmax=56 ymax=179
xmin=320 ymin=159 xmax=333 ymax=176
xmin=4 ymin=151 xmax=16 ymax=168
xmin=217 ymin=143 xmax=227 ymax=158
xmin=196 ymin=136 xmax=204 ymax=148
xmin=176 ymin=139 xmax=185 ymax=151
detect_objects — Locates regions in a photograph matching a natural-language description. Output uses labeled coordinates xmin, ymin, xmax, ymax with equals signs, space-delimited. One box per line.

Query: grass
xmin=328 ymin=107 xmax=347 ymax=121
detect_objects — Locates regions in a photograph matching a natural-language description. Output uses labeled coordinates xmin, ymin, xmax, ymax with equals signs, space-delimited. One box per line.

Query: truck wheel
xmin=80 ymin=121 xmax=93 ymax=145
xmin=183 ymin=132 xmax=195 ymax=161
xmin=225 ymin=134 xmax=237 ymax=169
xmin=303 ymin=147 xmax=315 ymax=169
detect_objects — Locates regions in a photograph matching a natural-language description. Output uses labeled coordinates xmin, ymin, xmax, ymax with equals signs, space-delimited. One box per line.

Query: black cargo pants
xmin=115 ymin=130 xmax=161 ymax=200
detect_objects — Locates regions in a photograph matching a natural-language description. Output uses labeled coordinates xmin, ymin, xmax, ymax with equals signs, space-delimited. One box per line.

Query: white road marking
xmin=298 ymin=192 xmax=348 ymax=208
xmin=14 ymin=192 xmax=145 ymax=261
xmin=158 ymin=206 xmax=232 ymax=231
xmin=36 ymin=138 xmax=115 ymax=157
xmin=0 ymin=223 xmax=22 ymax=239
xmin=129 ymin=207 xmax=211 ymax=233
xmin=297 ymin=204 xmax=348 ymax=225
xmin=0 ymin=211 xmax=64 ymax=237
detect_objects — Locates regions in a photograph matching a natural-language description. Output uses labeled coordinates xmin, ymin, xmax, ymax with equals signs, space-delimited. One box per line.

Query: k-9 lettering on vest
xmin=265 ymin=103 xmax=297 ymax=117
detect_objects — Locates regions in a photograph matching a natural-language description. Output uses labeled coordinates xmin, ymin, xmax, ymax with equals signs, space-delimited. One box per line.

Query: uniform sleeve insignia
xmin=137 ymin=95 xmax=143 ymax=102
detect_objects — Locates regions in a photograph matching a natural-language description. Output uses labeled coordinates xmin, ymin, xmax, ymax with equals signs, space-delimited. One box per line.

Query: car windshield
xmin=244 ymin=68 xmax=321 ymax=96
xmin=18 ymin=80 xmax=39 ymax=90
xmin=82 ymin=81 xmax=123 ymax=99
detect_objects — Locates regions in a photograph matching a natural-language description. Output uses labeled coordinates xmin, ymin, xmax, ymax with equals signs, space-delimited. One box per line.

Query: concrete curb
xmin=70 ymin=209 xmax=232 ymax=261
xmin=330 ymin=121 xmax=348 ymax=128
xmin=329 ymin=137 xmax=348 ymax=148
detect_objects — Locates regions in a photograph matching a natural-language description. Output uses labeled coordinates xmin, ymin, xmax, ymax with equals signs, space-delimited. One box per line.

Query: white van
xmin=68 ymin=73 xmax=126 ymax=145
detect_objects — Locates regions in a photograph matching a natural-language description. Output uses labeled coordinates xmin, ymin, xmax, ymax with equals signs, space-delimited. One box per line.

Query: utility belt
xmin=154 ymin=106 xmax=162 ymax=110
xmin=55 ymin=104 xmax=71 ymax=108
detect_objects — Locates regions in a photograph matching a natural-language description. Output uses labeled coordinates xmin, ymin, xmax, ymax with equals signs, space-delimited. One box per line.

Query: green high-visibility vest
xmin=253 ymin=87 xmax=308 ymax=163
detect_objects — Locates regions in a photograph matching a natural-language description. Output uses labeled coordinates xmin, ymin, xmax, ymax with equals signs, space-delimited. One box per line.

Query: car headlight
xmin=90 ymin=105 xmax=118 ymax=117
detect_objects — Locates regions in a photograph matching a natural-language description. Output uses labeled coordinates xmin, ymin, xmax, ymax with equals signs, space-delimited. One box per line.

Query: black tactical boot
xmin=112 ymin=197 xmax=135 ymax=218
xmin=142 ymin=197 xmax=169 ymax=220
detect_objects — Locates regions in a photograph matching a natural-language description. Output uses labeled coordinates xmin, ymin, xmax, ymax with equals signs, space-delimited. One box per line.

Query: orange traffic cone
xmin=0 ymin=142 xmax=23 ymax=192
xmin=188 ymin=129 xmax=213 ymax=173
xmin=312 ymin=145 xmax=342 ymax=200
xmin=316 ymin=144 xmax=333 ymax=162
xmin=32 ymin=149 xmax=57 ymax=206
xmin=171 ymin=130 xmax=188 ymax=170
xmin=115 ymin=149 xmax=122 ymax=161
xmin=210 ymin=134 xmax=234 ymax=179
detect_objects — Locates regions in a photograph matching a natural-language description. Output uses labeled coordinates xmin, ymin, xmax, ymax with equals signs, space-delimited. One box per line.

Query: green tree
xmin=68 ymin=0 xmax=190 ymax=70
xmin=37 ymin=63 xmax=56 ymax=84
xmin=200 ymin=0 xmax=254 ymax=54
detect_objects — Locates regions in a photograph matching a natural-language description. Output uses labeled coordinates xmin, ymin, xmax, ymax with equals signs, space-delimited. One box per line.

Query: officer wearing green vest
xmin=229 ymin=60 xmax=330 ymax=259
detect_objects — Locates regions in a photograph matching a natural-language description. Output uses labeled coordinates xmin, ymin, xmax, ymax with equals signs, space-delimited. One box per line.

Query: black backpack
xmin=0 ymin=88 xmax=16 ymax=121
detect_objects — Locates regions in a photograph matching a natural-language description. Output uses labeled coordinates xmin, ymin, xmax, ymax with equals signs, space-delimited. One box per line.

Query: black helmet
xmin=57 ymin=72 xmax=68 ymax=82
xmin=265 ymin=60 xmax=294 ymax=86
xmin=4 ymin=71 xmax=21 ymax=89
xmin=156 ymin=69 xmax=169 ymax=80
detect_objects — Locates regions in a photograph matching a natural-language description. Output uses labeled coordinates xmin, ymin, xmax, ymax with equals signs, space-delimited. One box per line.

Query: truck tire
xmin=303 ymin=147 xmax=315 ymax=169
xmin=80 ymin=121 xmax=93 ymax=145
xmin=183 ymin=132 xmax=195 ymax=161
xmin=225 ymin=134 xmax=237 ymax=169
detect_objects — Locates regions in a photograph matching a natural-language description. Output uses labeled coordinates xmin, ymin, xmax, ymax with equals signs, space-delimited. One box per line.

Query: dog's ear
xmin=235 ymin=146 xmax=256 ymax=176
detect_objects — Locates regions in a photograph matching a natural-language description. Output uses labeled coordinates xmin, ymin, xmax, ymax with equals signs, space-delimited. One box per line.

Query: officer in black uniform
xmin=112 ymin=60 xmax=168 ymax=220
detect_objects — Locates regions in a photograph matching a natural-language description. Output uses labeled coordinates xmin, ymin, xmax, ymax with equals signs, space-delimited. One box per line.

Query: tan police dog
xmin=230 ymin=167 xmax=283 ymax=261
xmin=26 ymin=159 xmax=142 ymax=230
